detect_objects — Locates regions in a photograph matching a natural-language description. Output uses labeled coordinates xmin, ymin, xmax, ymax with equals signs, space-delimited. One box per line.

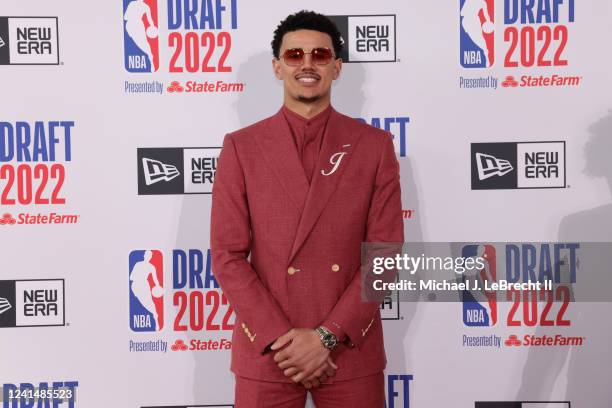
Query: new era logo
xmin=327 ymin=15 xmax=396 ymax=63
xmin=0 ymin=279 xmax=65 ymax=328
xmin=0 ymin=297 xmax=11 ymax=314
xmin=471 ymin=142 xmax=566 ymax=190
xmin=142 ymin=157 xmax=180 ymax=185
xmin=0 ymin=17 xmax=60 ymax=65
xmin=475 ymin=152 xmax=514 ymax=180
xmin=137 ymin=147 xmax=221 ymax=195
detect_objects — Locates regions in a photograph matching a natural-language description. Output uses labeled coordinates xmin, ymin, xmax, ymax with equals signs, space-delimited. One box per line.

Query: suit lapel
xmin=254 ymin=110 xmax=310 ymax=212
xmin=288 ymin=109 xmax=362 ymax=263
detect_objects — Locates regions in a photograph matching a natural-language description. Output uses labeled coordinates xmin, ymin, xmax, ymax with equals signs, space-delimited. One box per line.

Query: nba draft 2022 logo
xmin=129 ymin=250 xmax=164 ymax=332
xmin=123 ymin=0 xmax=159 ymax=72
xmin=128 ymin=248 xmax=235 ymax=352
xmin=459 ymin=0 xmax=579 ymax=86
xmin=461 ymin=244 xmax=497 ymax=326
xmin=460 ymin=0 xmax=494 ymax=68
xmin=460 ymin=243 xmax=585 ymax=350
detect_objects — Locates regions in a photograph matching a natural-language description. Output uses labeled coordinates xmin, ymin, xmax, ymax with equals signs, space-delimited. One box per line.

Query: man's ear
xmin=272 ymin=58 xmax=283 ymax=80
xmin=333 ymin=58 xmax=343 ymax=80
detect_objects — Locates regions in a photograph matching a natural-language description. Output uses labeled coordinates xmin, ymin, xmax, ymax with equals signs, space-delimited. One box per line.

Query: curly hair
xmin=271 ymin=10 xmax=343 ymax=59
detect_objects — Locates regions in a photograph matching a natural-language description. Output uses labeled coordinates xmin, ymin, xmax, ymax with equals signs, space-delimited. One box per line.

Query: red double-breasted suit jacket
xmin=210 ymin=107 xmax=404 ymax=382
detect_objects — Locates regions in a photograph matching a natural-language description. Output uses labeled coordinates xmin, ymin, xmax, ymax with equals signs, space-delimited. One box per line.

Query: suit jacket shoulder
xmin=225 ymin=113 xmax=275 ymax=142
xmin=333 ymin=110 xmax=394 ymax=150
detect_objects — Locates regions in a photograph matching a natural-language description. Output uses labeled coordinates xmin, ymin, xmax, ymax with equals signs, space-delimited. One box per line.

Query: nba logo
xmin=123 ymin=0 xmax=159 ymax=72
xmin=461 ymin=244 xmax=497 ymax=326
xmin=129 ymin=250 xmax=164 ymax=332
xmin=460 ymin=0 xmax=494 ymax=68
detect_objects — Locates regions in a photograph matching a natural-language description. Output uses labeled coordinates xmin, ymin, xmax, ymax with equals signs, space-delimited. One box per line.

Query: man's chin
xmin=297 ymin=94 xmax=321 ymax=104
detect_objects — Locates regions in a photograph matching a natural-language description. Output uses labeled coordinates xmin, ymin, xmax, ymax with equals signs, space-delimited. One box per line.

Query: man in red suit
xmin=211 ymin=10 xmax=403 ymax=407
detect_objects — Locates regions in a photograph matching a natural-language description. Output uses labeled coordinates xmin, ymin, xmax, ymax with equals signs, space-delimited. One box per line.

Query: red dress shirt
xmin=281 ymin=104 xmax=332 ymax=184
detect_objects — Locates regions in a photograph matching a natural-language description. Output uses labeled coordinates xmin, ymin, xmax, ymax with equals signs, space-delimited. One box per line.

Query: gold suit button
xmin=287 ymin=266 xmax=297 ymax=275
xmin=331 ymin=264 xmax=340 ymax=272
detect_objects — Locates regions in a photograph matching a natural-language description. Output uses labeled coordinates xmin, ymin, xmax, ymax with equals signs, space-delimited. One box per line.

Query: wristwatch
xmin=315 ymin=326 xmax=338 ymax=350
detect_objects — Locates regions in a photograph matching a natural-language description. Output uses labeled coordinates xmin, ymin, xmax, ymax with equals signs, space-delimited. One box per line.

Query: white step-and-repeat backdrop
xmin=1 ymin=1 xmax=611 ymax=407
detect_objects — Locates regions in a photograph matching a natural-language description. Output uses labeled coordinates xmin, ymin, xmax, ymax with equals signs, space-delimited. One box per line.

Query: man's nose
xmin=301 ymin=52 xmax=315 ymax=69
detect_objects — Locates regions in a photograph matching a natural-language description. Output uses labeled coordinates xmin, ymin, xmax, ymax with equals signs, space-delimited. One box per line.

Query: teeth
xmin=298 ymin=77 xmax=317 ymax=83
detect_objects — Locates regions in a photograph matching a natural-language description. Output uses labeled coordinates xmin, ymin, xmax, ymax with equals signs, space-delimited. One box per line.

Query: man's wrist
xmin=315 ymin=326 xmax=338 ymax=350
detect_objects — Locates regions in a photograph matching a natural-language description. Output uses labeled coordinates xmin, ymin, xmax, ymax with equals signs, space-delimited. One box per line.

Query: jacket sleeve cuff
xmin=320 ymin=319 xmax=350 ymax=347
xmin=256 ymin=321 xmax=293 ymax=355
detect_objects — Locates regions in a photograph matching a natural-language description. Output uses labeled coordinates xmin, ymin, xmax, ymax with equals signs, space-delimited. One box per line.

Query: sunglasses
xmin=280 ymin=47 xmax=335 ymax=66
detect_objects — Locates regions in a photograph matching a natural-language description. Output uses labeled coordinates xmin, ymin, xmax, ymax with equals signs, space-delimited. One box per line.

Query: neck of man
xmin=283 ymin=94 xmax=331 ymax=119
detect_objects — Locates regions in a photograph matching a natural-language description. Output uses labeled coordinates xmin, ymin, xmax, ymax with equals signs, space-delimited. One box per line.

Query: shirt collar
xmin=281 ymin=104 xmax=333 ymax=130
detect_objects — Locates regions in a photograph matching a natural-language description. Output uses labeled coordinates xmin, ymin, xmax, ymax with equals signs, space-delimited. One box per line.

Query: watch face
xmin=323 ymin=333 xmax=337 ymax=348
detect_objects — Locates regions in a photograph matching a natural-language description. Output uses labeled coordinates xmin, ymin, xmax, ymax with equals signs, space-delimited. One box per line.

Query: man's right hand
xmin=300 ymin=356 xmax=338 ymax=389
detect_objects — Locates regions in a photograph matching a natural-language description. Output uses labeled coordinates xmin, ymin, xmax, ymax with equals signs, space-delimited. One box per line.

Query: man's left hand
xmin=271 ymin=328 xmax=330 ymax=383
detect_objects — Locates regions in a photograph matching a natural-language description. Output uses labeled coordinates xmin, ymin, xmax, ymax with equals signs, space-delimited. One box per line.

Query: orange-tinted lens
xmin=311 ymin=48 xmax=333 ymax=65
xmin=283 ymin=48 xmax=305 ymax=66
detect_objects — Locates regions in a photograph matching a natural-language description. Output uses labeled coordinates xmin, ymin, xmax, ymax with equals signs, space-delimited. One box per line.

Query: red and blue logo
xmin=128 ymin=249 xmax=234 ymax=334
xmin=461 ymin=244 xmax=497 ymax=326
xmin=462 ymin=243 xmax=579 ymax=328
xmin=123 ymin=0 xmax=159 ymax=72
xmin=129 ymin=250 xmax=164 ymax=332
xmin=460 ymin=0 xmax=494 ymax=68
xmin=460 ymin=0 xmax=576 ymax=70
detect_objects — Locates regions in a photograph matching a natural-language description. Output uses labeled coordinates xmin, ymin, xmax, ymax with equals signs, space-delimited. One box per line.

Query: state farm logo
xmin=170 ymin=338 xmax=232 ymax=351
xmin=502 ymin=74 xmax=581 ymax=88
xmin=504 ymin=334 xmax=585 ymax=347
xmin=167 ymin=81 xmax=184 ymax=92
xmin=164 ymin=80 xmax=244 ymax=93
xmin=505 ymin=334 xmax=521 ymax=346
xmin=0 ymin=213 xmax=16 ymax=225
xmin=171 ymin=339 xmax=188 ymax=351
xmin=0 ymin=212 xmax=79 ymax=225
xmin=501 ymin=75 xmax=519 ymax=87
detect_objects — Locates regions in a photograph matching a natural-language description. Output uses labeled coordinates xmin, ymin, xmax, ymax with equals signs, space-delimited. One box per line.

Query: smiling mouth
xmin=296 ymin=74 xmax=320 ymax=84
